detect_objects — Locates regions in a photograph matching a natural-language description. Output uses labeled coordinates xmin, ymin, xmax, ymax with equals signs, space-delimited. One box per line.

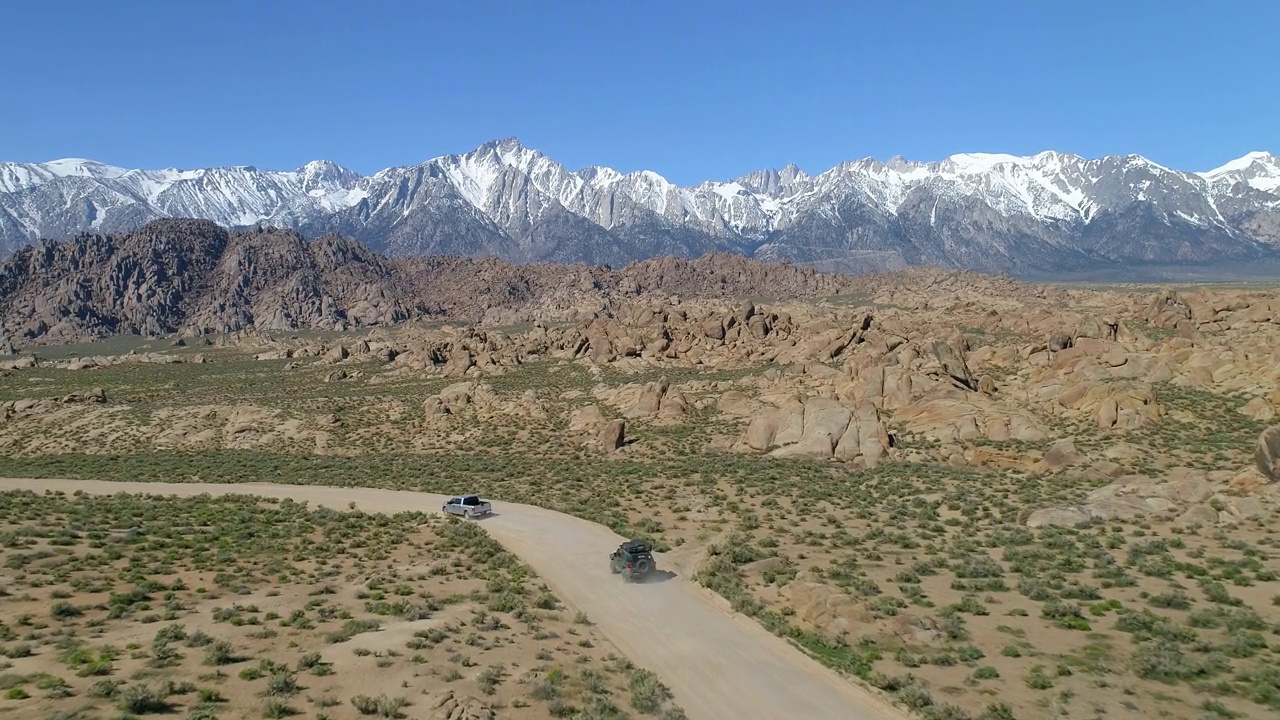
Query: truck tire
xmin=634 ymin=558 xmax=653 ymax=575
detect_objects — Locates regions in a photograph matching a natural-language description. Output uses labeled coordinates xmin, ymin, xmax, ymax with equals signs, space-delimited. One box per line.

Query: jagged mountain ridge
xmin=3 ymin=141 xmax=1280 ymax=276
xmin=0 ymin=219 xmax=894 ymax=345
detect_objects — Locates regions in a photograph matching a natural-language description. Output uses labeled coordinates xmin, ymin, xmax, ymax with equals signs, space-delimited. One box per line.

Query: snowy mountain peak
xmin=0 ymin=158 xmax=131 ymax=193
xmin=1205 ymin=151 xmax=1277 ymax=176
xmin=941 ymin=152 xmax=1027 ymax=173
xmin=477 ymin=136 xmax=526 ymax=152
xmin=1123 ymin=154 xmax=1177 ymax=174
xmin=1200 ymin=151 xmax=1280 ymax=195
xmin=297 ymin=159 xmax=353 ymax=175
xmin=296 ymin=160 xmax=361 ymax=192
xmin=780 ymin=163 xmax=808 ymax=181
xmin=454 ymin=136 xmax=542 ymax=168
xmin=883 ymin=155 xmax=915 ymax=173
xmin=3 ymin=142 xmax=1280 ymax=277
xmin=576 ymin=165 xmax=623 ymax=183
xmin=430 ymin=138 xmax=551 ymax=208
xmin=41 ymin=158 xmax=130 ymax=179
xmin=734 ymin=163 xmax=809 ymax=197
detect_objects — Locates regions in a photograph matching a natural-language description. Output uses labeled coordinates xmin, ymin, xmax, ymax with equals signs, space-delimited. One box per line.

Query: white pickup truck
xmin=441 ymin=494 xmax=493 ymax=518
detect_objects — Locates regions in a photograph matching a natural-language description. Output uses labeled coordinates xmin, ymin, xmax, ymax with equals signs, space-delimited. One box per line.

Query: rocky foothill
xmin=2 ymin=219 xmax=1280 ymax=529
xmin=0 ymin=219 xmax=876 ymax=348
xmin=249 ymin=274 xmax=1279 ymax=523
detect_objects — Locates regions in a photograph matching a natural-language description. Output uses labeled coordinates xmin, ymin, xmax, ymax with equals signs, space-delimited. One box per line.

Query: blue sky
xmin=2 ymin=0 xmax=1274 ymax=184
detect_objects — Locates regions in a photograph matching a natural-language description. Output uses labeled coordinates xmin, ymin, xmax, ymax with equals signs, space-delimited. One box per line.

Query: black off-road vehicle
xmin=609 ymin=540 xmax=656 ymax=582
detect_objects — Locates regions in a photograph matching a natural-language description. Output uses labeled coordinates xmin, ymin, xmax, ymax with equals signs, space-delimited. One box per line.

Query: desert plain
xmin=2 ymin=262 xmax=1280 ymax=720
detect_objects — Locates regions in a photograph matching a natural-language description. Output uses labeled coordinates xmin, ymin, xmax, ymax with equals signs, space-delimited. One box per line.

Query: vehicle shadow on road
xmin=635 ymin=570 xmax=678 ymax=584
xmin=441 ymin=512 xmax=503 ymax=521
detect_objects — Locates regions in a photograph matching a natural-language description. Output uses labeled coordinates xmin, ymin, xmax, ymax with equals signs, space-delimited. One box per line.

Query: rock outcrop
xmin=420 ymin=382 xmax=548 ymax=424
xmin=786 ymin=574 xmax=873 ymax=635
xmin=598 ymin=419 xmax=626 ymax=453
xmin=1025 ymin=467 xmax=1276 ymax=528
xmin=594 ymin=377 xmax=690 ymax=422
xmin=423 ymin=690 xmax=494 ymax=720
xmin=1258 ymin=425 xmax=1280 ymax=483
xmin=564 ymin=404 xmax=628 ymax=453
xmin=736 ymin=395 xmax=894 ymax=467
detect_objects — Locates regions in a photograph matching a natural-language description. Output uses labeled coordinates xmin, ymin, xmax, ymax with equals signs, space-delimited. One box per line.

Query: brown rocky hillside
xmin=0 ymin=218 xmax=925 ymax=346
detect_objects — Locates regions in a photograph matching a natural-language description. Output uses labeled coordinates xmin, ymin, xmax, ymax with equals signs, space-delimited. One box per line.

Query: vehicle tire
xmin=635 ymin=558 xmax=653 ymax=575
xmin=621 ymin=568 xmax=633 ymax=582
xmin=609 ymin=562 xmax=620 ymax=574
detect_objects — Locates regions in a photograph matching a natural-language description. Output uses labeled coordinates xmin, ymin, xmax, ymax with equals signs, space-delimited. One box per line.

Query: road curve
xmin=0 ymin=477 xmax=908 ymax=720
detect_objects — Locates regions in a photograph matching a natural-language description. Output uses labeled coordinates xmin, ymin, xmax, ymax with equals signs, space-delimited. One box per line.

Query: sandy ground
xmin=0 ymin=477 xmax=910 ymax=720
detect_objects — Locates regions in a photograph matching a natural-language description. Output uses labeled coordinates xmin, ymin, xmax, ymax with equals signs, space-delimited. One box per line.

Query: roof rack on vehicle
xmin=621 ymin=540 xmax=651 ymax=553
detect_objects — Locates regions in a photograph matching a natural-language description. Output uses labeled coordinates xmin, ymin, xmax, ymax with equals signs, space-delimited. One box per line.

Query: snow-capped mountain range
xmin=3 ymin=138 xmax=1279 ymax=277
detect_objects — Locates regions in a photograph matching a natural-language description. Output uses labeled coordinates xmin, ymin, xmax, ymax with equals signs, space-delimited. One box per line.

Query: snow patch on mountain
xmin=941 ymin=152 xmax=1026 ymax=173
xmin=1200 ymin=151 xmax=1280 ymax=195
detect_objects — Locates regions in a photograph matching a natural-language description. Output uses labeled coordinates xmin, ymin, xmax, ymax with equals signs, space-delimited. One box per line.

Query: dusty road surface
xmin=0 ymin=477 xmax=909 ymax=720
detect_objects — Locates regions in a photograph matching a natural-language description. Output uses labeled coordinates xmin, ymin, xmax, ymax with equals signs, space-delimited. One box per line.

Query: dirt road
xmin=0 ymin=477 xmax=909 ymax=720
